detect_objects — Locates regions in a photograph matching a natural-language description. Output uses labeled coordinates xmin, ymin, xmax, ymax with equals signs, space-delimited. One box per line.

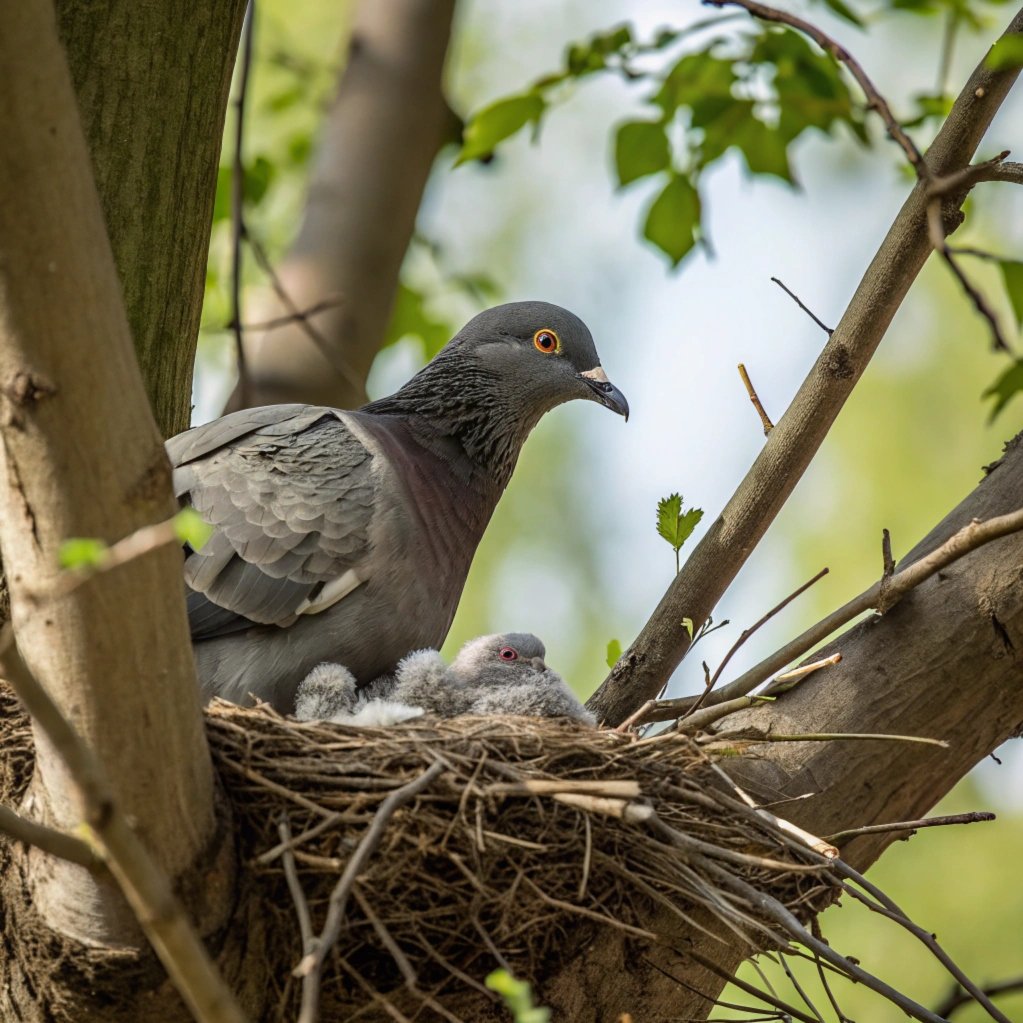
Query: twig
xmin=927 ymin=199 xmax=1011 ymax=352
xmin=768 ymin=652 xmax=842 ymax=688
xmin=738 ymin=363 xmax=774 ymax=435
xmin=296 ymin=761 xmax=444 ymax=1023
xmin=692 ymin=506 xmax=1023 ymax=711
xmin=0 ymin=626 xmax=247 ymax=1023
xmin=837 ymin=861 xmax=1013 ymax=1023
xmin=0 ymin=803 xmax=99 ymax=870
xmin=704 ymin=0 xmax=926 ymax=177
xmin=236 ymin=296 xmax=344 ymax=334
xmin=770 ymin=277 xmax=833 ymax=335
xmin=279 ymin=814 xmax=314 ymax=957
xmin=681 ymin=567 xmax=828 ymax=724
xmin=979 ymin=160 xmax=1023 ymax=186
xmin=707 ymin=729 xmax=948 ymax=748
xmin=246 ymin=234 xmax=363 ymax=393
xmin=826 ymin=810 xmax=995 ymax=844
xmin=936 ymin=976 xmax=1023 ymax=1019
xmin=27 ymin=513 xmax=185 ymax=603
xmin=229 ymin=1 xmax=255 ymax=408
xmin=926 ymin=150 xmax=1010 ymax=198
xmin=702 ymin=863 xmax=948 ymax=1023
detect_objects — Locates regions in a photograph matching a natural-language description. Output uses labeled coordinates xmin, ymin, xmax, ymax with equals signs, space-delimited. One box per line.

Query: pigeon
xmin=168 ymin=302 xmax=628 ymax=711
xmin=294 ymin=632 xmax=594 ymax=725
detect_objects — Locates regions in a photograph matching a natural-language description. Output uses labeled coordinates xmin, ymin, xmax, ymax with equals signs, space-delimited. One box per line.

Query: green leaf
xmin=615 ymin=120 xmax=671 ymax=186
xmin=656 ymin=51 xmax=736 ymax=120
xmin=385 ymin=282 xmax=452 ymax=358
xmin=983 ymin=359 xmax=1023 ymax=421
xmin=682 ymin=617 xmax=694 ymax=640
xmin=985 ymin=34 xmax=1023 ymax=71
xmin=485 ymin=970 xmax=551 ymax=1023
xmin=816 ymin=0 xmax=866 ymax=27
xmin=606 ymin=638 xmax=622 ymax=669
xmin=997 ymin=260 xmax=1023 ymax=329
xmin=174 ymin=508 xmax=213 ymax=552
xmin=244 ymin=155 xmax=275 ymax=207
xmin=58 ymin=537 xmax=109 ymax=571
xmin=656 ymin=493 xmax=704 ymax=552
xmin=457 ymin=93 xmax=546 ymax=164
xmin=643 ymin=176 xmax=701 ymax=267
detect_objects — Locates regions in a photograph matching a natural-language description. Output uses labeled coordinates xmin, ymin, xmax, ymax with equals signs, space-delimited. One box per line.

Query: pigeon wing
xmin=170 ymin=407 xmax=379 ymax=638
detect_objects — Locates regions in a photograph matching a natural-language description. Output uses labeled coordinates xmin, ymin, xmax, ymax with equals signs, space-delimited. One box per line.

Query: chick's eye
xmin=533 ymin=329 xmax=559 ymax=354
xmin=499 ymin=647 xmax=519 ymax=661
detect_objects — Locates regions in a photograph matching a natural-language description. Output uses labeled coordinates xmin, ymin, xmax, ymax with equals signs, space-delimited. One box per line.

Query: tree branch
xmin=0 ymin=803 xmax=98 ymax=870
xmin=224 ymin=0 xmax=456 ymax=413
xmin=590 ymin=7 xmax=1023 ymax=725
xmin=0 ymin=629 xmax=247 ymax=1023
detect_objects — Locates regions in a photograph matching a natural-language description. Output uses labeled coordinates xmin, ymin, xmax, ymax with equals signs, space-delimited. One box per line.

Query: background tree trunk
xmin=224 ymin=0 xmax=457 ymax=413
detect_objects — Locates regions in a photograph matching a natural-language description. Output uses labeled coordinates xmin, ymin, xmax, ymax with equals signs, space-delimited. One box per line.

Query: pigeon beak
xmin=530 ymin=656 xmax=547 ymax=672
xmin=579 ymin=366 xmax=629 ymax=421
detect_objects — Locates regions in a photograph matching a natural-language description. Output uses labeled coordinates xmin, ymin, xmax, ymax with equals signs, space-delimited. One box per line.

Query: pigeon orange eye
xmin=499 ymin=646 xmax=519 ymax=661
xmin=533 ymin=329 xmax=560 ymax=354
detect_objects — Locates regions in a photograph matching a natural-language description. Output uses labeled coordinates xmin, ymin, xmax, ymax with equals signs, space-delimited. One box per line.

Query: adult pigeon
xmin=169 ymin=302 xmax=627 ymax=711
xmin=295 ymin=633 xmax=594 ymax=725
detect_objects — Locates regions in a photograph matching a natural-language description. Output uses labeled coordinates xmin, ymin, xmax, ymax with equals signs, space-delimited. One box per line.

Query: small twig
xmin=927 ymin=198 xmax=1011 ymax=353
xmin=767 ymin=652 xmax=842 ymax=688
xmin=279 ymin=814 xmax=314 ymax=957
xmin=237 ymin=296 xmax=345 ymax=334
xmin=826 ymin=810 xmax=995 ymax=844
xmin=681 ymin=567 xmax=828 ymax=723
xmin=296 ymin=761 xmax=444 ymax=1023
xmin=770 ymin=277 xmax=833 ymax=335
xmin=704 ymin=759 xmax=838 ymax=859
xmin=837 ymin=862 xmax=1014 ymax=1023
xmin=230 ymin=1 xmax=255 ymax=408
xmin=27 ymin=513 xmax=184 ymax=604
xmin=708 ymin=729 xmax=948 ymax=748
xmin=936 ymin=976 xmax=1023 ymax=1019
xmin=0 ymin=803 xmax=100 ymax=870
xmin=979 ymin=160 xmax=1023 ymax=186
xmin=0 ymin=627 xmax=247 ymax=1023
xmin=245 ymin=234 xmax=363 ymax=393
xmin=704 ymin=0 xmax=926 ymax=177
xmin=691 ymin=506 xmax=1023 ymax=711
xmin=926 ymin=150 xmax=1010 ymax=198
xmin=738 ymin=363 xmax=774 ymax=435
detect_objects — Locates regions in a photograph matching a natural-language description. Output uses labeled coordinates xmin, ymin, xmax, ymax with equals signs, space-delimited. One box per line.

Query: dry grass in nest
xmin=204 ymin=700 xmax=840 ymax=1020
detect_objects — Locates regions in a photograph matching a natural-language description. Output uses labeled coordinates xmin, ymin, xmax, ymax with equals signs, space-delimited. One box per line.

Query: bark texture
xmin=55 ymin=0 xmax=248 ymax=437
xmin=0 ymin=0 xmax=223 ymax=958
xmin=225 ymin=0 xmax=457 ymax=413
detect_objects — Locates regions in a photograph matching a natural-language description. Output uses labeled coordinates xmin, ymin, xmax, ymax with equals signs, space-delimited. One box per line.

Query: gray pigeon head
xmin=450 ymin=632 xmax=549 ymax=684
xmin=451 ymin=302 xmax=629 ymax=422
xmin=363 ymin=301 xmax=627 ymax=486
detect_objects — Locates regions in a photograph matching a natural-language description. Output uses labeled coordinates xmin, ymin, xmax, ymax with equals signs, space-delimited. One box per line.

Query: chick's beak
xmin=579 ymin=366 xmax=629 ymax=421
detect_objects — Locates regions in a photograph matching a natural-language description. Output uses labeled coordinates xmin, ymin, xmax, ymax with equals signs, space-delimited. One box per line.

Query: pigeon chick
xmin=294 ymin=663 xmax=423 ymax=727
xmin=450 ymin=633 xmax=595 ymax=725
xmin=293 ymin=633 xmax=594 ymax=726
xmin=169 ymin=302 xmax=628 ymax=712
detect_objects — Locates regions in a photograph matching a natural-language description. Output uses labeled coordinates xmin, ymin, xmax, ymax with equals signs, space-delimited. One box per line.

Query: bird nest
xmin=0 ymin=685 xmax=845 ymax=1021
xmin=205 ymin=700 xmax=840 ymax=1020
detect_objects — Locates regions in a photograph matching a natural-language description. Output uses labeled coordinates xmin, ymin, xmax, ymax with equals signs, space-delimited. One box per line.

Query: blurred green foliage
xmin=485 ymin=969 xmax=551 ymax=1023
xmin=656 ymin=492 xmax=704 ymax=573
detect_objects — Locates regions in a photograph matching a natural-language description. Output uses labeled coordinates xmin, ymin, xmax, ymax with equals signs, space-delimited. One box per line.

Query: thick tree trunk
xmin=224 ymin=0 xmax=457 ymax=413
xmin=56 ymin=0 xmax=248 ymax=438
xmin=0 ymin=3 xmax=236 ymax=1016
